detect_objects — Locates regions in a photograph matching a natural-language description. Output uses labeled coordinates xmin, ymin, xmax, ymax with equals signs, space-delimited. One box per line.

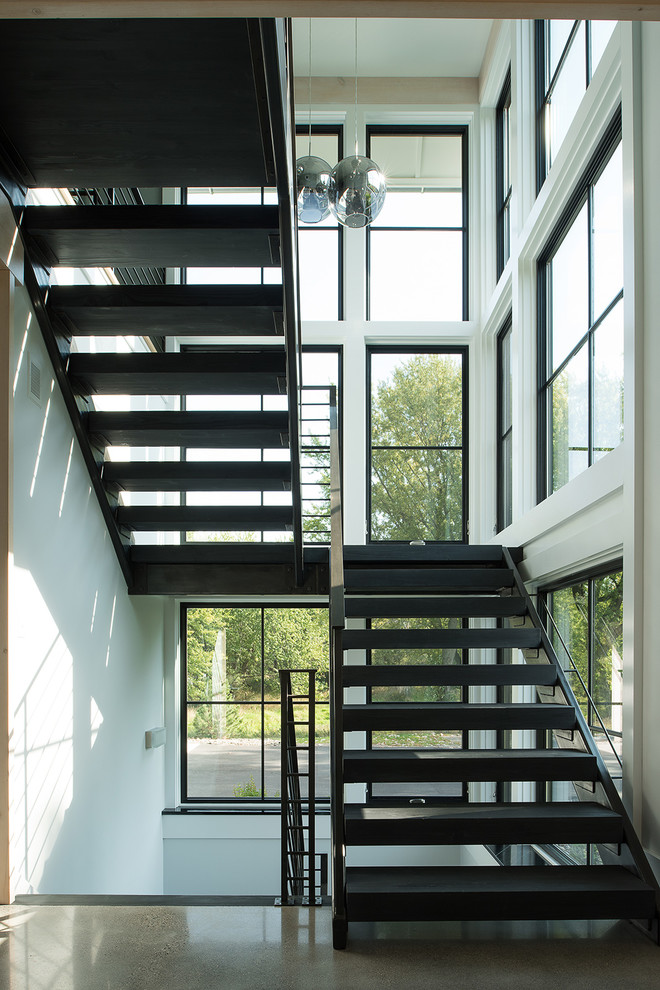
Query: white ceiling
xmin=291 ymin=18 xmax=494 ymax=79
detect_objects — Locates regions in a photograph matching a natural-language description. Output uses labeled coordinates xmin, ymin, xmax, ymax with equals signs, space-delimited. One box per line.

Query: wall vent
xmin=28 ymin=354 xmax=42 ymax=406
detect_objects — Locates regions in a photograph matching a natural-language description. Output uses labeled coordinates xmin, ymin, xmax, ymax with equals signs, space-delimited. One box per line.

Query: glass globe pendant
xmin=296 ymin=155 xmax=332 ymax=224
xmin=329 ymin=155 xmax=386 ymax=228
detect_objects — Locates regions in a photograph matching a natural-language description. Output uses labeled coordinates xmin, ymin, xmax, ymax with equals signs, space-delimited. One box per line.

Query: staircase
xmin=0 ymin=16 xmax=305 ymax=590
xmin=329 ymin=542 xmax=659 ymax=948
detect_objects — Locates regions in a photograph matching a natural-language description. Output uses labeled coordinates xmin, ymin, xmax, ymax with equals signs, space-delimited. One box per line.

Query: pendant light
xmin=296 ymin=19 xmax=332 ymax=224
xmin=329 ymin=19 xmax=386 ymax=229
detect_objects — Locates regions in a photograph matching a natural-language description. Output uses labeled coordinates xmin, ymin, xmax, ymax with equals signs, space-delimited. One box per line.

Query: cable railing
xmin=533 ymin=592 xmax=622 ymax=776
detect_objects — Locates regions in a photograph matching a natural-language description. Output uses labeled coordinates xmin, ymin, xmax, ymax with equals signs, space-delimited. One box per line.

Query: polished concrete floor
xmin=1 ymin=903 xmax=659 ymax=990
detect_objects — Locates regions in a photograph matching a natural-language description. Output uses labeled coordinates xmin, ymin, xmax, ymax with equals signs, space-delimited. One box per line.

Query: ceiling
xmin=291 ymin=18 xmax=495 ymax=79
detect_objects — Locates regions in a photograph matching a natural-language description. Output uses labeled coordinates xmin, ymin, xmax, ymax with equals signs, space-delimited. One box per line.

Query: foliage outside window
xmin=367 ymin=127 xmax=468 ymax=321
xmin=294 ymin=127 xmax=342 ymax=321
xmin=182 ymin=604 xmax=329 ymax=803
xmin=497 ymin=316 xmax=513 ymax=532
xmin=538 ymin=115 xmax=622 ymax=499
xmin=536 ymin=19 xmax=617 ymax=188
xmin=368 ymin=348 xmax=468 ymax=543
xmin=496 ymin=69 xmax=512 ymax=280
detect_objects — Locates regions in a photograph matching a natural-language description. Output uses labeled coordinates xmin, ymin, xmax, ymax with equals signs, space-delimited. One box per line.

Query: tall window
xmin=538 ymin=113 xmax=622 ymax=499
xmin=368 ymin=347 xmax=468 ymax=543
xmin=295 ymin=126 xmax=343 ymax=320
xmin=182 ymin=604 xmax=329 ymax=803
xmin=497 ymin=316 xmax=513 ymax=532
xmin=536 ymin=20 xmax=617 ymax=188
xmin=496 ymin=69 xmax=512 ymax=280
xmin=367 ymin=127 xmax=468 ymax=321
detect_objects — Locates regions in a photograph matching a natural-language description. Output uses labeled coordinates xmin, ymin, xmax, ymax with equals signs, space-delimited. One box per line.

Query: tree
xmin=370 ymin=353 xmax=464 ymax=541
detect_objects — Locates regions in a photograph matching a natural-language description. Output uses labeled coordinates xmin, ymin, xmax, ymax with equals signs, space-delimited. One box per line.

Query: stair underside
xmin=345 ymin=866 xmax=656 ymax=922
xmin=116 ymin=505 xmax=292 ymax=531
xmin=344 ymin=568 xmax=514 ymax=593
xmin=86 ymin=410 xmax=290 ymax=447
xmin=342 ymin=662 xmax=558 ymax=687
xmin=103 ymin=460 xmax=291 ymax=492
xmin=49 ymin=284 xmax=283 ymax=336
xmin=343 ymin=749 xmax=598 ymax=783
xmin=342 ymin=702 xmax=575 ymax=732
xmin=344 ymin=802 xmax=624 ymax=845
xmin=345 ymin=595 xmax=527 ymax=619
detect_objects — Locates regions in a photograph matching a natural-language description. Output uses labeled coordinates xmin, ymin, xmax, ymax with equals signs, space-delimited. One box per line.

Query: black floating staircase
xmin=326 ymin=390 xmax=660 ymax=949
xmin=0 ymin=17 xmax=304 ymax=590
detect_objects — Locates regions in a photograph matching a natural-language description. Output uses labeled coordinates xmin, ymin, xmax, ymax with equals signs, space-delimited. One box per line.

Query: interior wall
xmin=8 ymin=279 xmax=167 ymax=896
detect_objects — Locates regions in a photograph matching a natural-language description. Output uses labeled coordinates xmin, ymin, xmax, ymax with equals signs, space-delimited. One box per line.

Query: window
xmin=182 ymin=604 xmax=329 ymax=803
xmin=496 ymin=69 xmax=512 ymax=280
xmin=497 ymin=316 xmax=513 ymax=532
xmin=536 ymin=19 xmax=617 ymax=188
xmin=368 ymin=347 xmax=468 ymax=543
xmin=295 ymin=126 xmax=343 ymax=320
xmin=367 ymin=127 xmax=468 ymax=321
xmin=538 ymin=112 xmax=622 ymax=499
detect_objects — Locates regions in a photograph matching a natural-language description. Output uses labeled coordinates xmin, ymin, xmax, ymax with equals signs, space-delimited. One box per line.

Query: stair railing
xmin=502 ymin=547 xmax=660 ymax=911
xmin=328 ymin=385 xmax=347 ymax=942
xmin=278 ymin=667 xmax=325 ymax=905
xmin=259 ymin=18 xmax=304 ymax=587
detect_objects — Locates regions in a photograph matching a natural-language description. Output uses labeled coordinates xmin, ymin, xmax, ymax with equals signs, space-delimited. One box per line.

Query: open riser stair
xmin=329 ymin=543 xmax=660 ymax=949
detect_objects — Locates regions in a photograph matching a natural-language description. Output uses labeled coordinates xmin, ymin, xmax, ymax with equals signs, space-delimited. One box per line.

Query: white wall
xmin=8 ymin=279 xmax=167 ymax=896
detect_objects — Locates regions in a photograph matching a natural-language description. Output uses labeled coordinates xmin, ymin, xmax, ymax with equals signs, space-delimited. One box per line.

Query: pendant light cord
xmin=308 ymin=18 xmax=313 ymax=157
xmin=354 ymin=18 xmax=359 ymax=157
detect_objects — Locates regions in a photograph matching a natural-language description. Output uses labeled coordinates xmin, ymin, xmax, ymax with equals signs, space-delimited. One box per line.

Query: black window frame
xmin=496 ymin=314 xmax=513 ymax=533
xmin=537 ymin=108 xmax=622 ymax=503
xmin=365 ymin=124 xmax=469 ymax=322
xmin=366 ymin=344 xmax=469 ymax=545
xmin=294 ymin=123 xmax=344 ymax=321
xmin=180 ymin=600 xmax=331 ymax=806
xmin=496 ymin=68 xmax=512 ymax=280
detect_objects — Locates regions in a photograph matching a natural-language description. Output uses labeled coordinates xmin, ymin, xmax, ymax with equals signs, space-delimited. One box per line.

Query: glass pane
xmin=592 ymin=143 xmax=623 ymax=321
xmin=551 ymin=343 xmax=589 ymax=492
xmin=550 ymin=584 xmax=589 ymax=717
xmin=295 ymin=132 xmax=338 ymax=171
xmin=500 ymin=329 xmax=512 ymax=434
xmin=371 ymin=448 xmax=463 ymax=542
xmin=187 ymin=187 xmax=262 ymax=206
xmin=593 ymin=301 xmax=624 ymax=460
xmin=550 ymin=202 xmax=589 ymax=372
xmin=548 ymin=21 xmax=586 ymax=165
xmin=263 ymin=608 xmax=329 ymax=702
xmin=186 ymin=703 xmax=263 ymax=800
xmin=501 ymin=430 xmax=513 ymax=529
xmin=590 ymin=21 xmax=617 ymax=76
xmin=371 ymin=616 xmax=463 ymax=703
xmin=369 ymin=133 xmax=462 ymax=196
xmin=593 ymin=571 xmax=623 ymax=731
xmin=370 ymin=230 xmax=463 ymax=321
xmin=548 ymin=20 xmax=577 ymax=81
xmin=298 ymin=228 xmax=339 ymax=321
xmin=371 ymin=352 xmax=463 ymax=447
xmin=372 ymin=190 xmax=463 ymax=228
xmin=186 ymin=268 xmax=262 ymax=284
xmin=186 ymin=607 xmax=262 ymax=703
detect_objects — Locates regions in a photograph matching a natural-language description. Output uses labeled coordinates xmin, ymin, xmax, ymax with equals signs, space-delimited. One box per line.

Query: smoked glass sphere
xmin=329 ymin=155 xmax=387 ymax=228
xmin=296 ymin=155 xmax=332 ymax=224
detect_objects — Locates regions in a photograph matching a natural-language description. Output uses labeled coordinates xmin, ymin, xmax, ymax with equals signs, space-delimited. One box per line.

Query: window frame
xmin=294 ymin=123 xmax=344 ymax=321
xmin=496 ymin=68 xmax=512 ymax=281
xmin=365 ymin=124 xmax=469 ymax=322
xmin=180 ymin=600 xmax=330 ymax=806
xmin=366 ymin=344 xmax=469 ymax=545
xmin=536 ymin=108 xmax=622 ymax=502
xmin=496 ymin=314 xmax=513 ymax=533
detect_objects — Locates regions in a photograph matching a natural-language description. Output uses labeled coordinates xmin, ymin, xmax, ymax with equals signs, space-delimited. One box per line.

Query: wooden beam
xmin=0 ymin=266 xmax=11 ymax=904
xmin=294 ymin=76 xmax=480 ymax=105
xmin=0 ymin=2 xmax=658 ymax=21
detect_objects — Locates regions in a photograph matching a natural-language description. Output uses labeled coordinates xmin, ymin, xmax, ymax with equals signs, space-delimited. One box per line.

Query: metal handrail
xmin=328 ymin=385 xmax=347 ymax=943
xmin=259 ymin=18 xmax=304 ymax=586
xmin=533 ymin=593 xmax=622 ymax=770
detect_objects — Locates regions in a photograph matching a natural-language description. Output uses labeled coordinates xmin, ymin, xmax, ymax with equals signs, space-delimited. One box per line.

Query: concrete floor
xmin=1 ymin=904 xmax=659 ymax=990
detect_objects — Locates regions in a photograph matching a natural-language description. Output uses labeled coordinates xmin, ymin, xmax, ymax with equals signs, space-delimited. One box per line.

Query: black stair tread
xmin=115 ymin=505 xmax=293 ymax=531
xmin=344 ymin=866 xmax=656 ymax=922
xmin=23 ymin=205 xmax=281 ymax=268
xmin=342 ymin=627 xmax=541 ymax=651
xmin=343 ymin=545 xmax=519 ymax=564
xmin=103 ymin=460 xmax=291 ymax=493
xmin=48 ymin=284 xmax=283 ymax=336
xmin=344 ymin=801 xmax=624 ymax=845
xmin=342 ymin=703 xmax=576 ymax=732
xmin=345 ymin=596 xmax=527 ymax=619
xmin=86 ymin=410 xmax=290 ymax=447
xmin=68 ymin=351 xmax=287 ymax=395
xmin=343 ymin=749 xmax=598 ymax=783
xmin=344 ymin=568 xmax=514 ymax=593
xmin=342 ymin=663 xmax=558 ymax=688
